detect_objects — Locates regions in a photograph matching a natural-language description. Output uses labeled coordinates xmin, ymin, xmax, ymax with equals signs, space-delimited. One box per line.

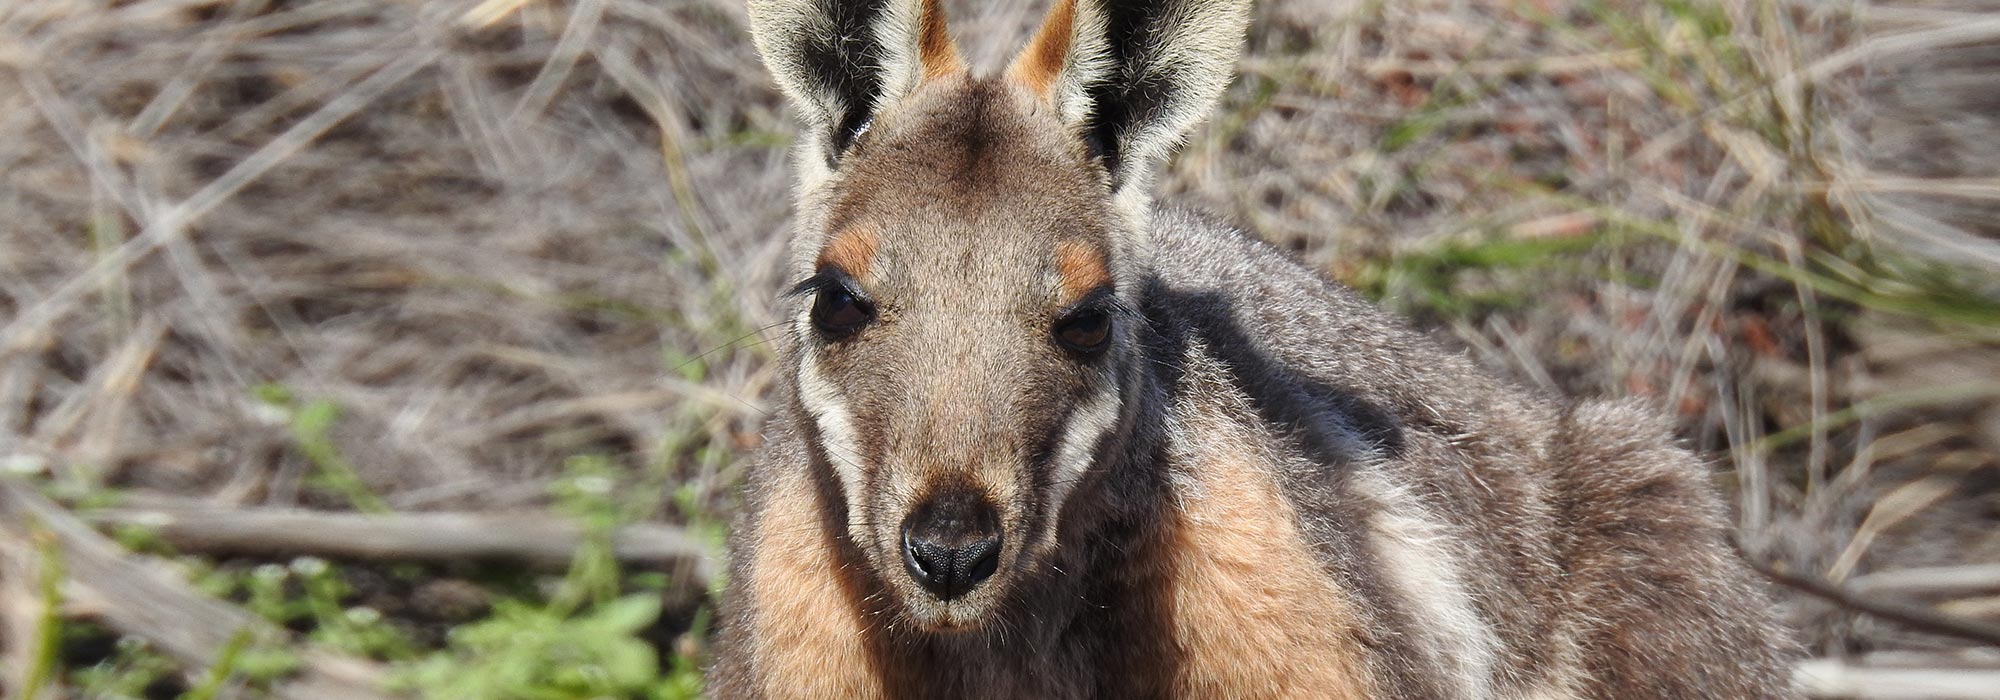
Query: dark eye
xmin=1053 ymin=309 xmax=1111 ymax=354
xmin=811 ymin=283 xmax=874 ymax=338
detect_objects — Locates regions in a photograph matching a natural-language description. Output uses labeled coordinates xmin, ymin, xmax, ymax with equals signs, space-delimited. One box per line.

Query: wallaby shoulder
xmin=1138 ymin=207 xmax=1562 ymax=696
xmin=1138 ymin=206 xmax=1798 ymax=697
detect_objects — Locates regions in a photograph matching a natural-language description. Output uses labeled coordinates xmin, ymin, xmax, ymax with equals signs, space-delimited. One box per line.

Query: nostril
xmin=902 ymin=530 xmax=939 ymax=581
xmin=900 ymin=531 xmax=1003 ymax=601
xmin=959 ymin=535 xmax=1000 ymax=587
xmin=899 ymin=502 xmax=1004 ymax=602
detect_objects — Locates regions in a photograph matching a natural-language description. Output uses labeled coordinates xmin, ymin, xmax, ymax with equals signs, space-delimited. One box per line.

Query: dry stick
xmin=1747 ymin=556 xmax=2000 ymax=648
xmin=0 ymin=535 xmax=50 ymax=699
xmin=503 ymin=0 xmax=608 ymax=127
xmin=87 ymin=499 xmax=722 ymax=586
xmin=1789 ymin=16 xmax=2000 ymax=88
xmin=1796 ymin=658 xmax=2000 ymax=700
xmin=0 ymin=480 xmax=394 ymax=700
xmin=1849 ymin=564 xmax=2000 ymax=599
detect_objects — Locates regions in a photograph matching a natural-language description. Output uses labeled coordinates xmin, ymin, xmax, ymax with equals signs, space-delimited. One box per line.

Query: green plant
xmin=192 ymin=556 xmax=415 ymax=663
xmin=70 ymin=633 xmax=180 ymax=700
xmin=398 ymin=594 xmax=698 ymax=700
xmin=253 ymin=384 xmax=390 ymax=513
xmin=18 ymin=525 xmax=64 ymax=700
xmin=391 ymin=455 xmax=707 ymax=699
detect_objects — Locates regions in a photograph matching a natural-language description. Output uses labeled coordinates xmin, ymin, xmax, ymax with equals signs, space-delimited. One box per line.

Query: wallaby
xmin=710 ymin=0 xmax=1800 ymax=697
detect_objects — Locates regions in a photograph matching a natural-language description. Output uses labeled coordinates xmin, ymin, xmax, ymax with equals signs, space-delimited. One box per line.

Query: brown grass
xmin=1 ymin=0 xmax=1996 ymax=695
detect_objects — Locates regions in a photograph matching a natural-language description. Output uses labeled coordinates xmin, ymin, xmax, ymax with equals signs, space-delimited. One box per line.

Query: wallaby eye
xmin=1054 ymin=309 xmax=1112 ymax=354
xmin=812 ymin=284 xmax=874 ymax=338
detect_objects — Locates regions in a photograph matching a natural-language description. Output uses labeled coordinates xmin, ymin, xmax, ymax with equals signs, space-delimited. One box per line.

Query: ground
xmin=0 ymin=0 xmax=1996 ymax=697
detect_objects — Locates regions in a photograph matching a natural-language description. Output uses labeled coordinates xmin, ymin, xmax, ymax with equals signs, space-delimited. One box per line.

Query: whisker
xmin=674 ymin=319 xmax=790 ymax=372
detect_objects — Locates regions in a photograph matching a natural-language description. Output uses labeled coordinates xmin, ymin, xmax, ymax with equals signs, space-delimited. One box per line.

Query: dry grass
xmin=1 ymin=0 xmax=1996 ymax=696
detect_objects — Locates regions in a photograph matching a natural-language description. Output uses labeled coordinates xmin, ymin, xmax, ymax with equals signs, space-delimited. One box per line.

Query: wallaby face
xmin=751 ymin=0 xmax=1249 ymax=630
xmin=785 ymin=78 xmax=1132 ymax=628
xmin=746 ymin=0 xmax=1245 ymax=630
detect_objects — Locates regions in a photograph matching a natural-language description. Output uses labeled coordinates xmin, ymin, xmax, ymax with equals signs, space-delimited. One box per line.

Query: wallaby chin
xmin=889 ymin=580 xmax=1015 ymax=633
xmin=713 ymin=0 xmax=1800 ymax=698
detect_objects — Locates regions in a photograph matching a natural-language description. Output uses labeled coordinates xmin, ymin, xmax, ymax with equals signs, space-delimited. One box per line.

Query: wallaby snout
xmin=899 ymin=485 xmax=1004 ymax=601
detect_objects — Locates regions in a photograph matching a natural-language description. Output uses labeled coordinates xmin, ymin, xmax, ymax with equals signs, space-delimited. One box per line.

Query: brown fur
xmin=817 ymin=228 xmax=881 ymax=279
xmin=1053 ymin=239 xmax=1111 ymax=302
xmin=741 ymin=472 xmax=887 ymax=699
xmin=1007 ymin=0 xmax=1075 ymax=97
xmin=916 ymin=0 xmax=963 ymax=80
xmin=1161 ymin=423 xmax=1375 ymax=698
xmin=1548 ymin=401 xmax=1797 ymax=699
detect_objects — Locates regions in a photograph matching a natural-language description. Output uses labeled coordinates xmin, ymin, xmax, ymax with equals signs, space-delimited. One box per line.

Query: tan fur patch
xmin=1054 ymin=239 xmax=1110 ymax=302
xmin=817 ymin=228 xmax=881 ymax=277
xmin=1163 ymin=447 xmax=1375 ymax=698
xmin=1006 ymin=0 xmax=1074 ymax=97
xmin=917 ymin=0 xmax=963 ymax=80
xmin=746 ymin=474 xmax=887 ymax=699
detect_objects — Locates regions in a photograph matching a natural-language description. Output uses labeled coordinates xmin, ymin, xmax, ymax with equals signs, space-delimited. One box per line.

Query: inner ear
xmin=1083 ymin=111 xmax=1119 ymax=173
xmin=828 ymin=0 xmax=959 ymax=163
xmin=831 ymin=113 xmax=874 ymax=163
xmin=1001 ymin=0 xmax=1252 ymax=190
xmin=749 ymin=0 xmax=966 ymax=168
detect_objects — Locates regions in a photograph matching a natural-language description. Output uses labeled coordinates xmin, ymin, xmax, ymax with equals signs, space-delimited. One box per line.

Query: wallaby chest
xmin=731 ymin=424 xmax=1378 ymax=699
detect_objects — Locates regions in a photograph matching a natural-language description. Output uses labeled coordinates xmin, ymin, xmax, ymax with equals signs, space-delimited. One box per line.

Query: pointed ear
xmin=750 ymin=0 xmax=964 ymax=166
xmin=1007 ymin=0 xmax=1250 ymax=195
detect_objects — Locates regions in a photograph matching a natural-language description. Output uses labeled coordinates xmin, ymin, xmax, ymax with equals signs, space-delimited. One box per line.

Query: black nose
xmin=899 ymin=491 xmax=1002 ymax=601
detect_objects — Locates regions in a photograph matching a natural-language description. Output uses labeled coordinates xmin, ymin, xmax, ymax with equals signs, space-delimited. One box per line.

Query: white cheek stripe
xmin=1040 ymin=382 xmax=1122 ymax=544
xmin=794 ymin=337 xmax=867 ymax=535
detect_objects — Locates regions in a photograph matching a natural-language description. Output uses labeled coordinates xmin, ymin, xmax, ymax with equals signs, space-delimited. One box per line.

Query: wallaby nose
xmin=899 ymin=491 xmax=1002 ymax=601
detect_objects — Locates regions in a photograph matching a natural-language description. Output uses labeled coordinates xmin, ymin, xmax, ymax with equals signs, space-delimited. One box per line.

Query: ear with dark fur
xmin=749 ymin=0 xmax=963 ymax=166
xmin=1007 ymin=0 xmax=1251 ymax=196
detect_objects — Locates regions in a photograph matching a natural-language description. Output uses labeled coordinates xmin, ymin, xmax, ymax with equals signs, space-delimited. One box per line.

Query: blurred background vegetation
xmin=1 ymin=0 xmax=1996 ymax=697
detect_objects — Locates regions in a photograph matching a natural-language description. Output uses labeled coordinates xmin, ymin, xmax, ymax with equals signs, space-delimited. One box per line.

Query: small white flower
xmin=248 ymin=402 xmax=290 ymax=426
xmin=0 ymin=454 xmax=47 ymax=476
xmin=289 ymin=556 xmax=329 ymax=576
xmin=571 ymin=475 xmax=613 ymax=496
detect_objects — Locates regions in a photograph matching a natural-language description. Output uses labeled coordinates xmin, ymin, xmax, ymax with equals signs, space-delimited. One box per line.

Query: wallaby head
xmin=748 ymin=0 xmax=1249 ymax=630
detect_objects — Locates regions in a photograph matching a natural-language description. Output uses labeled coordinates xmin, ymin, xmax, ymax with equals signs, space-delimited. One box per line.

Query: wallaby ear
xmin=750 ymin=0 xmax=964 ymax=166
xmin=1007 ymin=0 xmax=1250 ymax=194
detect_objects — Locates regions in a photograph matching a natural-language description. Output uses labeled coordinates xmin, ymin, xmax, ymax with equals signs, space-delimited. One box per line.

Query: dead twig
xmin=1849 ymin=564 xmax=2000 ymax=599
xmin=1796 ymin=657 xmax=2000 ymax=700
xmin=0 ymin=478 xmax=395 ymax=700
xmin=87 ymin=497 xmax=721 ymax=586
xmin=1747 ymin=555 xmax=2000 ymax=648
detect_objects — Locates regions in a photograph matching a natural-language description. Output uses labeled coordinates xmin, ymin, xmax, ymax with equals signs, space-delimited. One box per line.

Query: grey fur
xmin=714 ymin=0 xmax=1801 ymax=697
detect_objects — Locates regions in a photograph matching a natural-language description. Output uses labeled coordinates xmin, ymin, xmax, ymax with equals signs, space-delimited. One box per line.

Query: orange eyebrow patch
xmin=818 ymin=228 xmax=882 ymax=277
xmin=1055 ymin=239 xmax=1111 ymax=302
